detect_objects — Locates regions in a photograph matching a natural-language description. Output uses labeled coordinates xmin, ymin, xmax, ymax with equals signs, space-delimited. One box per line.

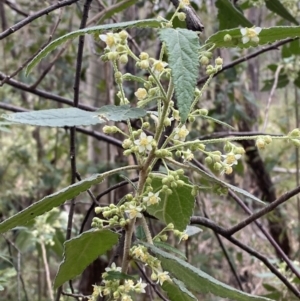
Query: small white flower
xmin=99 ymin=33 xmax=119 ymax=50
xmin=134 ymin=132 xmax=153 ymax=153
xmin=134 ymin=278 xmax=147 ymax=293
xmin=174 ymin=125 xmax=189 ymax=141
xmin=124 ymin=279 xmax=135 ymax=293
xmin=221 ymin=152 xmax=241 ymax=166
xmin=121 ymin=294 xmax=132 ymax=301
xmin=157 ymin=271 xmax=171 ymax=285
xmin=182 ymin=149 xmax=194 ymax=161
xmin=105 ymin=262 xmax=122 ymax=273
xmin=240 ymin=27 xmax=262 ymax=44
xmin=143 ymin=191 xmax=161 ymax=206
xmin=125 ymin=205 xmax=143 ymax=219
xmin=152 ymin=60 xmax=168 ymax=75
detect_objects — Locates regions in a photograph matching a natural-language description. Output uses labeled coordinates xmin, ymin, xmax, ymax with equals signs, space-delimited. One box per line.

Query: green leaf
xmin=144 ymin=243 xmax=273 ymax=301
xmin=54 ymin=229 xmax=118 ymax=288
xmin=2 ymin=105 xmax=147 ymax=127
xmin=159 ymin=28 xmax=200 ymax=123
xmin=105 ymin=271 xmax=136 ymax=281
xmin=188 ymin=163 xmax=266 ymax=205
xmin=147 ymin=175 xmax=195 ymax=231
xmin=216 ymin=0 xmax=252 ymax=30
xmin=206 ymin=26 xmax=300 ymax=49
xmin=261 ymin=75 xmax=289 ymax=91
xmin=96 ymin=105 xmax=147 ymax=121
xmin=154 ymin=241 xmax=187 ymax=260
xmin=0 ymin=174 xmax=104 ymax=234
xmin=163 ymin=278 xmax=197 ymax=301
xmin=99 ymin=0 xmax=138 ymax=23
xmin=282 ymin=39 xmax=300 ymax=58
xmin=26 ymin=19 xmax=166 ymax=75
xmin=265 ymin=0 xmax=299 ymax=25
xmin=2 ymin=108 xmax=102 ymax=127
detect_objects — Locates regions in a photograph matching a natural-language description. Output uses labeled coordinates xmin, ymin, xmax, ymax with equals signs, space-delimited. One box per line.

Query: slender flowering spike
xmin=240 ymin=27 xmax=262 ymax=44
xmin=143 ymin=191 xmax=161 ymax=206
xmin=134 ymin=132 xmax=153 ymax=153
xmin=174 ymin=125 xmax=189 ymax=141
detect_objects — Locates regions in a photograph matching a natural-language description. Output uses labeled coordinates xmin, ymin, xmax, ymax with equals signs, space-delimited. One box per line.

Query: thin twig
xmin=0 ymin=72 xmax=96 ymax=111
xmin=0 ymin=0 xmax=80 ymax=40
xmin=197 ymin=38 xmax=296 ymax=86
xmin=262 ymin=64 xmax=283 ymax=131
xmin=41 ymin=241 xmax=54 ymax=301
xmin=63 ymin=0 xmax=93 ymax=299
xmin=190 ymin=216 xmax=300 ymax=298
xmin=0 ymin=7 xmax=63 ymax=86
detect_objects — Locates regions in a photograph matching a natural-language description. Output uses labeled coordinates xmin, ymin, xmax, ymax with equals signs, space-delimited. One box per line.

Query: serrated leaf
xmin=163 ymin=278 xmax=197 ymax=301
xmin=147 ymin=175 xmax=195 ymax=231
xmin=2 ymin=105 xmax=147 ymax=127
xmin=54 ymin=230 xmax=118 ymax=288
xmin=188 ymin=163 xmax=265 ymax=205
xmin=26 ymin=19 xmax=166 ymax=75
xmin=216 ymin=0 xmax=252 ymax=30
xmin=2 ymin=108 xmax=103 ymax=127
xmin=265 ymin=0 xmax=299 ymax=25
xmin=105 ymin=271 xmax=136 ymax=281
xmin=96 ymin=105 xmax=147 ymax=121
xmin=154 ymin=241 xmax=187 ymax=260
xmin=206 ymin=26 xmax=300 ymax=49
xmin=0 ymin=174 xmax=104 ymax=234
xmin=143 ymin=243 xmax=273 ymax=301
xmin=159 ymin=28 xmax=200 ymax=123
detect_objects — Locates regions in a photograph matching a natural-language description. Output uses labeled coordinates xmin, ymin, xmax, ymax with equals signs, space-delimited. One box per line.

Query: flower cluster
xmin=130 ymin=245 xmax=172 ymax=286
xmin=88 ymin=263 xmax=147 ymax=301
xmin=100 ymin=30 xmax=129 ymax=63
xmin=205 ymin=143 xmax=245 ymax=175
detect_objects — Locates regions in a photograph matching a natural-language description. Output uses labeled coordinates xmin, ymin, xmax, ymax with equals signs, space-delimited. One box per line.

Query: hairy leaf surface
xmin=159 ymin=28 xmax=200 ymax=122
xmin=144 ymin=243 xmax=273 ymax=301
xmin=147 ymin=175 xmax=195 ymax=231
xmin=54 ymin=230 xmax=119 ymax=288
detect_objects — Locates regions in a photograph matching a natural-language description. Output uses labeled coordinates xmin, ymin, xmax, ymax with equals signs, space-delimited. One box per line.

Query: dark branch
xmin=0 ymin=0 xmax=80 ymax=40
xmin=198 ymin=38 xmax=296 ymax=85
xmin=0 ymin=72 xmax=96 ymax=111
xmin=190 ymin=216 xmax=300 ymax=298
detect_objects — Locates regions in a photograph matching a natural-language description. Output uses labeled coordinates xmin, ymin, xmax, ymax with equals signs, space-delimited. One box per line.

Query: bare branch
xmin=0 ymin=0 xmax=80 ymax=40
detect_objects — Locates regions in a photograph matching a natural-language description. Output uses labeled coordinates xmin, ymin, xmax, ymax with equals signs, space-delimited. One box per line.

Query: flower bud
xmin=256 ymin=138 xmax=266 ymax=149
xmin=177 ymin=12 xmax=186 ymax=21
xmin=200 ymin=56 xmax=210 ymax=65
xmin=119 ymin=54 xmax=128 ymax=64
xmin=140 ymin=59 xmax=149 ymax=69
xmin=139 ymin=52 xmax=149 ymax=60
xmin=224 ymin=34 xmax=232 ymax=42
xmin=119 ymin=30 xmax=128 ymax=40
xmin=215 ymin=57 xmax=223 ymax=66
